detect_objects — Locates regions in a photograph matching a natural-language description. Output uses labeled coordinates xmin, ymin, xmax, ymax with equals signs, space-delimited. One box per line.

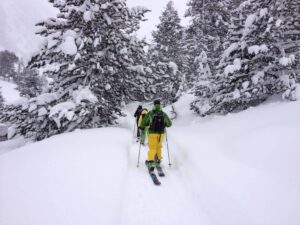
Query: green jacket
xmin=140 ymin=109 xmax=172 ymax=134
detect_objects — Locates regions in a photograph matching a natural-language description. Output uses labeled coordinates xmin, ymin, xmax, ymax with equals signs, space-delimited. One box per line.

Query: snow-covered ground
xmin=0 ymin=79 xmax=20 ymax=104
xmin=1 ymin=96 xmax=300 ymax=225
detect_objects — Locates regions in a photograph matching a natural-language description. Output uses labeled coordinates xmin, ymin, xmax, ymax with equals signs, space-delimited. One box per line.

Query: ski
xmin=156 ymin=166 xmax=165 ymax=177
xmin=149 ymin=171 xmax=161 ymax=185
xmin=146 ymin=160 xmax=161 ymax=185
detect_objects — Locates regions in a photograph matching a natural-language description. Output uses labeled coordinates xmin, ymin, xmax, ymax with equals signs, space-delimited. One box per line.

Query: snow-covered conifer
xmin=184 ymin=0 xmax=229 ymax=87
xmin=0 ymin=50 xmax=19 ymax=81
xmin=17 ymin=68 xmax=44 ymax=98
xmin=0 ymin=0 xmax=149 ymax=140
xmin=192 ymin=0 xmax=300 ymax=116
xmin=146 ymin=1 xmax=184 ymax=103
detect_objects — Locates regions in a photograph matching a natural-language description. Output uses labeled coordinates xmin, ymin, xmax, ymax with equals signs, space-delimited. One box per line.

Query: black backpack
xmin=150 ymin=111 xmax=165 ymax=133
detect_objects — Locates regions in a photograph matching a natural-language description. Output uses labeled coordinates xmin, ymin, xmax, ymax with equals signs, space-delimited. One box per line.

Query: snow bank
xmin=168 ymin=96 xmax=300 ymax=225
xmin=1 ymin=94 xmax=300 ymax=225
xmin=0 ymin=128 xmax=131 ymax=225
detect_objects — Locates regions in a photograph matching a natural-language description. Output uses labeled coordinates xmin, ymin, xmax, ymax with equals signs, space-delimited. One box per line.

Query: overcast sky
xmin=127 ymin=0 xmax=189 ymax=41
xmin=0 ymin=0 xmax=189 ymax=60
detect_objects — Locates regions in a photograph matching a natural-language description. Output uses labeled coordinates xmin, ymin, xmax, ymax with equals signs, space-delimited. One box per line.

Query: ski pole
xmin=166 ymin=130 xmax=172 ymax=167
xmin=137 ymin=141 xmax=142 ymax=167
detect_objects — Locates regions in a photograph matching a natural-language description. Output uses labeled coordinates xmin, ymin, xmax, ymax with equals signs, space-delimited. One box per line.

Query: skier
xmin=138 ymin=108 xmax=148 ymax=145
xmin=140 ymin=99 xmax=172 ymax=172
xmin=134 ymin=105 xmax=143 ymax=139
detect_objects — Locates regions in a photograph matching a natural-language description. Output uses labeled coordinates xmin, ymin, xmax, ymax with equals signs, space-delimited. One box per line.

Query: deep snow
xmin=0 ymin=95 xmax=300 ymax=225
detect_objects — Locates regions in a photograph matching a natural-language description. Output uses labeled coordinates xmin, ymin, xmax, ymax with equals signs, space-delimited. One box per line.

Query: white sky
xmin=127 ymin=0 xmax=189 ymax=40
xmin=0 ymin=0 xmax=189 ymax=60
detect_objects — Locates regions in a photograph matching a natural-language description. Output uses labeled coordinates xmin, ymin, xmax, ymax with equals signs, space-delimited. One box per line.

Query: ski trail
xmin=120 ymin=135 xmax=212 ymax=225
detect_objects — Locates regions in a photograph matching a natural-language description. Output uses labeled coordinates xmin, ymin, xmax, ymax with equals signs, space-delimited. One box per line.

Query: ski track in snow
xmin=120 ymin=137 xmax=211 ymax=225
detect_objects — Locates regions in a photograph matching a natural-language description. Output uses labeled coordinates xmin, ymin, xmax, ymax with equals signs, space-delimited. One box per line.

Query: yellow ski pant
xmin=147 ymin=133 xmax=165 ymax=161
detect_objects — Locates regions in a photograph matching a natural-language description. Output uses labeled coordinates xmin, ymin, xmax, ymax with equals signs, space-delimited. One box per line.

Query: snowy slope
xmin=0 ymin=79 xmax=20 ymax=104
xmin=1 ymin=98 xmax=300 ymax=225
xmin=0 ymin=0 xmax=57 ymax=60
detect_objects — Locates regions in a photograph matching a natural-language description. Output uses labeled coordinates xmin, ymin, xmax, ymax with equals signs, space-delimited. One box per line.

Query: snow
xmin=1 ymin=95 xmax=300 ymax=225
xmin=128 ymin=65 xmax=145 ymax=74
xmin=36 ymin=93 xmax=58 ymax=105
xmin=259 ymin=8 xmax=268 ymax=18
xmin=276 ymin=19 xmax=283 ymax=27
xmin=224 ymin=58 xmax=241 ymax=76
xmin=105 ymin=83 xmax=112 ymax=90
xmin=104 ymin=13 xmax=112 ymax=25
xmin=38 ymin=107 xmax=48 ymax=117
xmin=0 ymin=137 xmax=29 ymax=155
xmin=0 ymin=128 xmax=129 ymax=225
xmin=248 ymin=44 xmax=268 ymax=55
xmin=61 ymin=37 xmax=78 ymax=56
xmin=279 ymin=55 xmax=295 ymax=66
xmin=224 ymin=42 xmax=238 ymax=58
xmin=83 ymin=11 xmax=92 ymax=22
xmin=245 ymin=14 xmax=257 ymax=29
xmin=251 ymin=71 xmax=265 ymax=85
xmin=0 ymin=80 xmax=20 ymax=104
xmin=49 ymin=102 xmax=76 ymax=127
xmin=242 ymin=81 xmax=250 ymax=90
xmin=72 ymin=87 xmax=98 ymax=104
xmin=168 ymin=61 xmax=178 ymax=75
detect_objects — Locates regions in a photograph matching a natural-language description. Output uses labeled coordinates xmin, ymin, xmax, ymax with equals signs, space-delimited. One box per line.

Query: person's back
xmin=140 ymin=100 xmax=172 ymax=171
xmin=134 ymin=105 xmax=143 ymax=139
xmin=138 ymin=108 xmax=149 ymax=144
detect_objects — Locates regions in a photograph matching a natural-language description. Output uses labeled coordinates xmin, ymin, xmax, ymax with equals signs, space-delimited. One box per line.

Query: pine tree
xmin=17 ymin=68 xmax=44 ymax=98
xmin=0 ymin=88 xmax=4 ymax=107
xmin=151 ymin=1 xmax=183 ymax=67
xmin=146 ymin=1 xmax=184 ymax=103
xmin=184 ymin=0 xmax=230 ymax=87
xmin=192 ymin=0 xmax=300 ymax=116
xmin=0 ymin=50 xmax=19 ymax=81
xmin=0 ymin=0 xmax=149 ymax=140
